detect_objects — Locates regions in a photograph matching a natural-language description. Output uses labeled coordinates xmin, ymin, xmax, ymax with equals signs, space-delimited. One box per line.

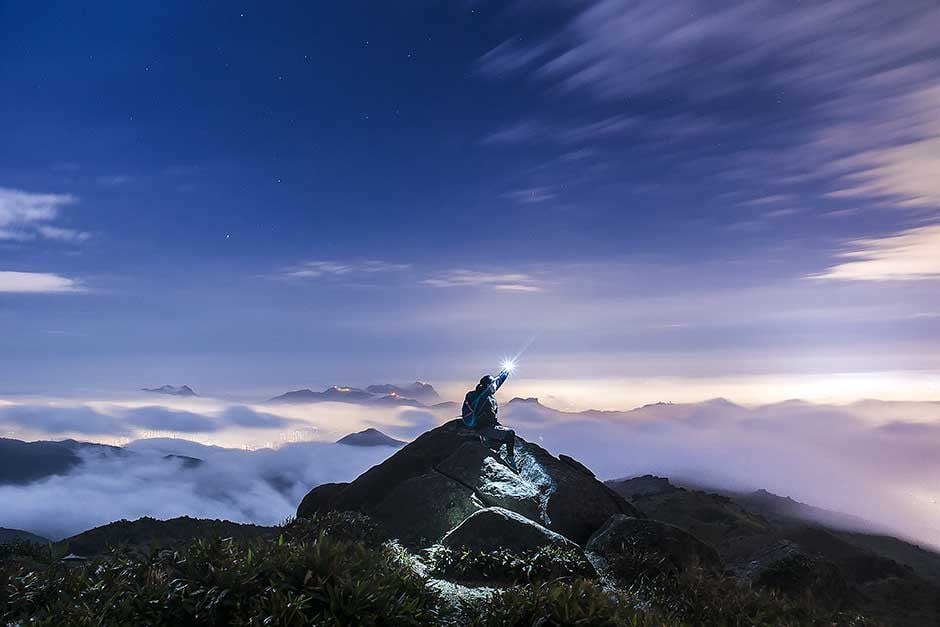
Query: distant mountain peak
xmin=365 ymin=382 xmax=441 ymax=404
xmin=507 ymin=396 xmax=542 ymax=405
xmin=336 ymin=428 xmax=406 ymax=448
xmin=142 ymin=385 xmax=197 ymax=397
xmin=269 ymin=383 xmax=433 ymax=406
xmin=267 ymin=386 xmax=374 ymax=404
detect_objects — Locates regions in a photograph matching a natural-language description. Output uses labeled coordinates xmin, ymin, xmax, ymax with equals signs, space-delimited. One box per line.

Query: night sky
xmin=2 ymin=1 xmax=939 ymax=404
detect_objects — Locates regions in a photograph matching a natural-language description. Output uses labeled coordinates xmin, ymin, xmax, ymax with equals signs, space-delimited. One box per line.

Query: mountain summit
xmin=141 ymin=385 xmax=197 ymax=397
xmin=336 ymin=428 xmax=406 ymax=448
xmin=267 ymin=383 xmax=435 ymax=406
xmin=298 ymin=419 xmax=642 ymax=548
xmin=365 ymin=382 xmax=441 ymax=404
xmin=267 ymin=386 xmax=375 ymax=404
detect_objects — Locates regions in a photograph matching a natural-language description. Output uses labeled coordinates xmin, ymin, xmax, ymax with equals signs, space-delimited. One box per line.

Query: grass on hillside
xmin=0 ymin=512 xmax=877 ymax=626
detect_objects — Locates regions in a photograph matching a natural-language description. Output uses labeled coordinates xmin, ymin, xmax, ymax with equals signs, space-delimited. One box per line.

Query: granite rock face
xmin=296 ymin=419 xmax=642 ymax=547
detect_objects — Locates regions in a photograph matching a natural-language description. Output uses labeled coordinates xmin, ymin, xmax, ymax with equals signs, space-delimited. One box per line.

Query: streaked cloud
xmin=95 ymin=174 xmax=133 ymax=187
xmin=422 ymin=269 xmax=545 ymax=292
xmin=0 ymin=271 xmax=83 ymax=293
xmin=480 ymin=120 xmax=543 ymax=145
xmin=477 ymin=37 xmax=550 ymax=78
xmin=811 ymin=223 xmax=940 ymax=282
xmin=0 ymin=187 xmax=89 ymax=242
xmin=36 ymin=225 xmax=91 ymax=242
xmin=0 ymin=403 xmax=294 ymax=436
xmin=283 ymin=259 xmax=411 ymax=279
xmin=503 ymin=186 xmax=557 ymax=205
xmin=479 ymin=2 xmax=940 ymax=212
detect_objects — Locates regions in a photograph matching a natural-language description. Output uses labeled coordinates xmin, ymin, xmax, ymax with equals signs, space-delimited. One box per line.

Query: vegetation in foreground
xmin=0 ymin=512 xmax=878 ymax=626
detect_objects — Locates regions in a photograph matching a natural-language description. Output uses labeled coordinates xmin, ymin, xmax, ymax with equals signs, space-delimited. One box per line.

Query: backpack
xmin=462 ymin=390 xmax=480 ymax=428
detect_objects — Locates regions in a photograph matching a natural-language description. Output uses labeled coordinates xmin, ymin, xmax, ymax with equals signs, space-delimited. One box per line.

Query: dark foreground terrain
xmin=3 ymin=420 xmax=938 ymax=626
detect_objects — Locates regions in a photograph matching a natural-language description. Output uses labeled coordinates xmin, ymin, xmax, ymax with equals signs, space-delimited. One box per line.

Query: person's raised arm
xmin=490 ymin=368 xmax=510 ymax=394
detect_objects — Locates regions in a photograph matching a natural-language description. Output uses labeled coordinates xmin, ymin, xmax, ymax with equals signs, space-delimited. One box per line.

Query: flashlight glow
xmin=501 ymin=358 xmax=517 ymax=373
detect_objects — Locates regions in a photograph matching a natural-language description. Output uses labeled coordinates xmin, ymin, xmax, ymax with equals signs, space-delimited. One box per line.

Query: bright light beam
xmin=501 ymin=358 xmax=517 ymax=373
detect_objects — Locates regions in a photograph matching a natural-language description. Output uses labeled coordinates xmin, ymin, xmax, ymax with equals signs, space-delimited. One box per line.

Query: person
xmin=462 ymin=367 xmax=515 ymax=465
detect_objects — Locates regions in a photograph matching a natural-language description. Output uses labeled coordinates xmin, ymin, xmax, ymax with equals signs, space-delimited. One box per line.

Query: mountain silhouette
xmin=365 ymin=382 xmax=441 ymax=404
xmin=267 ymin=385 xmax=374 ymax=403
xmin=0 ymin=527 xmax=51 ymax=545
xmin=336 ymin=428 xmax=406 ymax=447
xmin=0 ymin=438 xmax=125 ymax=485
xmin=141 ymin=385 xmax=197 ymax=397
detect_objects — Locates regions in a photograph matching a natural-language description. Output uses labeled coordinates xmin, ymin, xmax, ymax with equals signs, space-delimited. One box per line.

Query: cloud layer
xmin=0 ymin=187 xmax=89 ymax=243
xmin=2 ymin=395 xmax=940 ymax=550
xmin=504 ymin=397 xmax=940 ymax=548
xmin=811 ymin=223 xmax=940 ymax=281
xmin=0 ymin=439 xmax=395 ymax=540
xmin=0 ymin=271 xmax=82 ymax=294
xmin=0 ymin=403 xmax=294 ymax=437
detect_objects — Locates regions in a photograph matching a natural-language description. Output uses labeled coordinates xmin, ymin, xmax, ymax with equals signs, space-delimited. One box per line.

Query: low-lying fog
xmin=1 ymin=393 xmax=938 ymax=549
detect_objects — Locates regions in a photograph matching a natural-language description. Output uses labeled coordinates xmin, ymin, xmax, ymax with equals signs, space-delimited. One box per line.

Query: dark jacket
xmin=463 ymin=370 xmax=509 ymax=430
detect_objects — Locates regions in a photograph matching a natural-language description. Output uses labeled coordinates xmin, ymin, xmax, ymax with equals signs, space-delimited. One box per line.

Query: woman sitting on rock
xmin=462 ymin=366 xmax=515 ymax=466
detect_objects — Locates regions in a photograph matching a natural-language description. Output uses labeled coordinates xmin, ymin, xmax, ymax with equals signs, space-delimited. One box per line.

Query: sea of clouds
xmin=1 ymin=394 xmax=939 ymax=548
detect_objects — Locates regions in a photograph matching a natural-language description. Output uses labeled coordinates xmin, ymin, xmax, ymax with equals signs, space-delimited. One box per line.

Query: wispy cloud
xmin=558 ymin=115 xmax=638 ymax=143
xmin=480 ymin=120 xmax=544 ymax=145
xmin=0 ymin=404 xmax=295 ymax=437
xmin=283 ymin=260 xmax=411 ymax=279
xmin=422 ymin=269 xmax=545 ymax=292
xmin=0 ymin=271 xmax=83 ymax=294
xmin=480 ymin=2 xmax=940 ymax=213
xmin=476 ymin=37 xmax=550 ymax=78
xmin=95 ymin=174 xmax=133 ymax=187
xmin=0 ymin=187 xmax=89 ymax=242
xmin=810 ymin=223 xmax=940 ymax=281
xmin=739 ymin=195 xmax=794 ymax=207
xmin=36 ymin=226 xmax=91 ymax=242
xmin=503 ymin=186 xmax=557 ymax=205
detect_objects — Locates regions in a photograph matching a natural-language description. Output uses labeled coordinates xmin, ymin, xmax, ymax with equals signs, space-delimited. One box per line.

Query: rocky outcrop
xmin=435 ymin=441 xmax=543 ymax=522
xmin=296 ymin=482 xmax=349 ymax=519
xmin=587 ymin=515 xmax=722 ymax=573
xmin=370 ymin=472 xmax=483 ymax=546
xmin=737 ymin=540 xmax=848 ymax=604
xmin=296 ymin=419 xmax=642 ymax=547
xmin=441 ymin=507 xmax=578 ymax=554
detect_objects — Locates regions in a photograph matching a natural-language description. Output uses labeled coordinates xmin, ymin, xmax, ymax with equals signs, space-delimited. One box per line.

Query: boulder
xmin=435 ymin=441 xmax=543 ymax=522
xmin=738 ymin=540 xmax=848 ymax=604
xmin=559 ymin=454 xmax=594 ymax=477
xmin=513 ymin=440 xmax=643 ymax=545
xmin=296 ymin=482 xmax=349 ymax=519
xmin=587 ymin=515 xmax=722 ymax=573
xmin=441 ymin=506 xmax=578 ymax=554
xmin=327 ymin=420 xmax=479 ymax=514
xmin=370 ymin=472 xmax=483 ymax=547
xmin=295 ymin=419 xmax=643 ymax=547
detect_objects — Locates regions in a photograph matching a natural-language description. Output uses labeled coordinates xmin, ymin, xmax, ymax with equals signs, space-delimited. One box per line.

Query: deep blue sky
xmin=1 ymin=1 xmax=938 ymax=403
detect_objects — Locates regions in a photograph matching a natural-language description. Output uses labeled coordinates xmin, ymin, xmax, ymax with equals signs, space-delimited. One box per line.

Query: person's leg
xmin=478 ymin=425 xmax=504 ymax=442
xmin=478 ymin=425 xmax=513 ymax=455
xmin=502 ymin=427 xmax=516 ymax=460
xmin=484 ymin=425 xmax=515 ymax=461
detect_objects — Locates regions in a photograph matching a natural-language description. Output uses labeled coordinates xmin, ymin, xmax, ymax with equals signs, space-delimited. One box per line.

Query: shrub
xmin=0 ymin=539 xmax=57 ymax=564
xmin=0 ymin=533 xmax=438 ymax=626
xmin=462 ymin=579 xmax=655 ymax=627
xmin=280 ymin=510 xmax=382 ymax=546
xmin=425 ymin=544 xmax=596 ymax=584
xmin=600 ymin=542 xmax=876 ymax=627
